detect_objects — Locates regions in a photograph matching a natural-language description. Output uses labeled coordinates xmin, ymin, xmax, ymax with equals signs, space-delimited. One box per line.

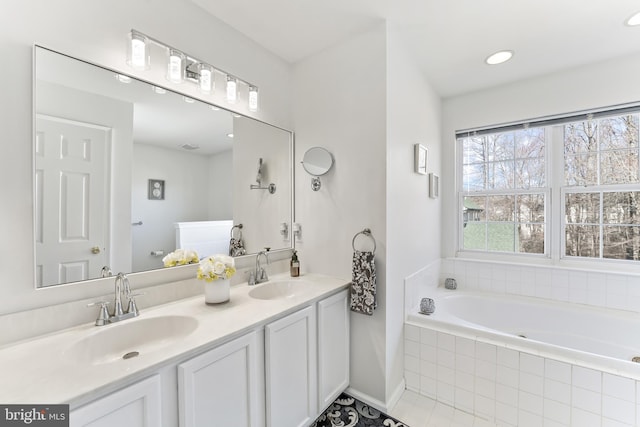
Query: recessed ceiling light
xmin=183 ymin=96 xmax=195 ymax=104
xmin=485 ymin=50 xmax=514 ymax=65
xmin=152 ymin=86 xmax=166 ymax=94
xmin=210 ymin=106 xmax=221 ymax=111
xmin=233 ymin=114 xmax=241 ymax=118
xmin=626 ymin=11 xmax=640 ymax=26
xmin=227 ymin=133 xmax=234 ymax=138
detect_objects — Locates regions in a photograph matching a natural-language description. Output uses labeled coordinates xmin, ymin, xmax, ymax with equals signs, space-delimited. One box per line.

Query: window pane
xmin=565 ymin=193 xmax=600 ymax=224
xmin=463 ymin=163 xmax=485 ymax=191
xmin=600 ymin=149 xmax=639 ymax=184
xmin=487 ymin=195 xmax=514 ymax=221
xmin=487 ymin=161 xmax=514 ymax=189
xmin=516 ymin=158 xmax=545 ymax=188
xmin=487 ymin=133 xmax=514 ymax=161
xmin=565 ymin=224 xmax=600 ymax=257
xmin=565 ymin=153 xmax=598 ymax=186
xmin=599 ymin=115 xmax=638 ymax=150
xmin=515 ymin=128 xmax=545 ymax=159
xmin=564 ymin=121 xmax=598 ymax=154
xmin=603 ymin=225 xmax=640 ymax=260
xmin=518 ymin=224 xmax=544 ymax=254
xmin=487 ymin=223 xmax=515 ymax=251
xmin=517 ymin=194 xmax=544 ymax=222
xmin=463 ymin=196 xmax=486 ymax=223
xmin=462 ymin=136 xmax=487 ymax=165
xmin=463 ymin=222 xmax=486 ymax=250
xmin=603 ymin=192 xmax=640 ymax=225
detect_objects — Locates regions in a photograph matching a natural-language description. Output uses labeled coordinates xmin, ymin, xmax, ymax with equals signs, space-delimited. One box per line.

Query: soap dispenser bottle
xmin=290 ymin=250 xmax=300 ymax=277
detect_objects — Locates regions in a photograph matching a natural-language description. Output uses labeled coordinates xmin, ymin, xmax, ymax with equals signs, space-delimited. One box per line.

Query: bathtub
xmin=404 ymin=289 xmax=640 ymax=426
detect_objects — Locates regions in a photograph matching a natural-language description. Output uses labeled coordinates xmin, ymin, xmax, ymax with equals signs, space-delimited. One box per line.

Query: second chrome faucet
xmin=247 ymin=251 xmax=269 ymax=286
xmin=90 ymin=272 xmax=142 ymax=326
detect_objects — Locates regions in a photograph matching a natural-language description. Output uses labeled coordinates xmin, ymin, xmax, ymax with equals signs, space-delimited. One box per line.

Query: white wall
xmin=208 ymin=150 xmax=233 ymax=220
xmin=441 ymin=53 xmax=640 ymax=258
xmin=292 ymin=23 xmax=388 ymax=404
xmin=0 ymin=0 xmax=291 ymax=314
xmin=132 ymin=144 xmax=221 ymax=272
xmin=233 ymin=118 xmax=292 ymax=253
xmin=385 ymin=26 xmax=442 ymax=403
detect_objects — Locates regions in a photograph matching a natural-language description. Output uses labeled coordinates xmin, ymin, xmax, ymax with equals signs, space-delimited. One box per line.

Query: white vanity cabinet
xmin=178 ymin=330 xmax=264 ymax=427
xmin=265 ymin=305 xmax=317 ymax=427
xmin=264 ymin=289 xmax=350 ymax=427
xmin=317 ymin=289 xmax=350 ymax=410
xmin=70 ymin=375 xmax=162 ymax=427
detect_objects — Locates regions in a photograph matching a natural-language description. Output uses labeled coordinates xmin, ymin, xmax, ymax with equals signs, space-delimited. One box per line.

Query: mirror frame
xmin=32 ymin=45 xmax=296 ymax=289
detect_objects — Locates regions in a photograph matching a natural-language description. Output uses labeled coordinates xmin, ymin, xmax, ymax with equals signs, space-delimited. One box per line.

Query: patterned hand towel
xmin=350 ymin=250 xmax=377 ymax=315
xmin=229 ymin=237 xmax=246 ymax=257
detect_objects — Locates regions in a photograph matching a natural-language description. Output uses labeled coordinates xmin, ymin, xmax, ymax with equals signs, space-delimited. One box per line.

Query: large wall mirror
xmin=34 ymin=46 xmax=293 ymax=288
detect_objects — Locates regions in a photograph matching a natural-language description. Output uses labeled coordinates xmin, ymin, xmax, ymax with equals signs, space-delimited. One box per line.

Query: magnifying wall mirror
xmin=301 ymin=147 xmax=333 ymax=191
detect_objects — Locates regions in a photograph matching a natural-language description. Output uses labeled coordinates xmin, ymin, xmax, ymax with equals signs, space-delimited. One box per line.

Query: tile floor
xmin=390 ymin=390 xmax=499 ymax=427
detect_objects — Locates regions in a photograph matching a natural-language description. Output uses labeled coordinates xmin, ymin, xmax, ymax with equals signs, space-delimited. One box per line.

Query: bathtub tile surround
xmin=404 ymin=323 xmax=640 ymax=426
xmin=439 ymin=258 xmax=640 ymax=314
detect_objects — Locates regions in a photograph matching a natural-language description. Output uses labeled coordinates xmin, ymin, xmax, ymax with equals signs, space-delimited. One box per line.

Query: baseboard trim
xmin=345 ymin=380 xmax=406 ymax=414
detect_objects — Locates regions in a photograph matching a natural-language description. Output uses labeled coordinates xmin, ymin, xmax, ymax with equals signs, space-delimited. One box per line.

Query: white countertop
xmin=0 ymin=273 xmax=349 ymax=407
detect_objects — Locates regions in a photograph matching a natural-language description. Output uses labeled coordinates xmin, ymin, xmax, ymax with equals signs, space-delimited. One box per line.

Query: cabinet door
xmin=265 ymin=305 xmax=317 ymax=427
xmin=178 ymin=330 xmax=264 ymax=427
xmin=70 ymin=375 xmax=161 ymax=427
xmin=317 ymin=289 xmax=350 ymax=410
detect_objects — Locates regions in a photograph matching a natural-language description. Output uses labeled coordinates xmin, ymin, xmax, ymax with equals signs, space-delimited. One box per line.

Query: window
xmin=458 ymin=109 xmax=640 ymax=263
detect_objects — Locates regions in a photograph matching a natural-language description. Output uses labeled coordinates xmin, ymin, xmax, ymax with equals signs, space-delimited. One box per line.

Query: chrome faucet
xmin=89 ymin=272 xmax=142 ymax=326
xmin=248 ymin=251 xmax=269 ymax=285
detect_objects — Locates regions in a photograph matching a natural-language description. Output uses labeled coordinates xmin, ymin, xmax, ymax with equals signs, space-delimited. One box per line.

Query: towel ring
xmin=230 ymin=224 xmax=243 ymax=239
xmin=352 ymin=228 xmax=376 ymax=254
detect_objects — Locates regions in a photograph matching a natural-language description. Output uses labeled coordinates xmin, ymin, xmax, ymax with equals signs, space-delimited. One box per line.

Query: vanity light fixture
xmin=248 ymin=86 xmax=259 ymax=112
xmin=226 ymin=75 xmax=238 ymax=104
xmin=167 ymin=49 xmax=185 ymax=83
xmin=485 ymin=50 xmax=514 ymax=65
xmin=127 ymin=30 xmax=149 ymax=70
xmin=126 ymin=30 xmax=260 ymax=111
xmin=626 ymin=11 xmax=640 ymax=26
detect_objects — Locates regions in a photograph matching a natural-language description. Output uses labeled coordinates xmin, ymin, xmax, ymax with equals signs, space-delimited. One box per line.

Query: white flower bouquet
xmin=197 ymin=254 xmax=236 ymax=282
xmin=162 ymin=249 xmax=199 ymax=267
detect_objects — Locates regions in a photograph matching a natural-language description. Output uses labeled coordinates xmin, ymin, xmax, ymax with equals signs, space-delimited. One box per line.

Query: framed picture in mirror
xmin=414 ymin=143 xmax=427 ymax=175
xmin=148 ymin=179 xmax=165 ymax=200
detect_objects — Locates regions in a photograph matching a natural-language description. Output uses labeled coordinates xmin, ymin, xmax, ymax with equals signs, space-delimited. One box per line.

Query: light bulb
xmin=248 ymin=86 xmax=259 ymax=112
xmin=226 ymin=75 xmax=237 ymax=104
xmin=198 ymin=64 xmax=213 ymax=94
xmin=167 ymin=49 xmax=185 ymax=84
xmin=127 ymin=31 xmax=149 ymax=70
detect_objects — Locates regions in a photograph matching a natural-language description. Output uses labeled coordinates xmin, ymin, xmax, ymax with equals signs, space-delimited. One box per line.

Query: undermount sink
xmin=65 ymin=315 xmax=199 ymax=365
xmin=248 ymin=280 xmax=310 ymax=300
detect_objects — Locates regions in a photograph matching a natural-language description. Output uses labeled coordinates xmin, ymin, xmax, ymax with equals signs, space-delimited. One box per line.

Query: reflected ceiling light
xmin=183 ymin=96 xmax=195 ymax=104
xmin=626 ymin=11 xmax=640 ymax=26
xmin=127 ymin=30 xmax=149 ymax=70
xmin=226 ymin=76 xmax=238 ymax=104
xmin=125 ymin=29 xmax=260 ymax=111
xmin=210 ymin=106 xmax=221 ymax=111
xmin=248 ymin=86 xmax=258 ymax=112
xmin=115 ymin=74 xmax=132 ymax=83
xmin=233 ymin=114 xmax=242 ymax=118
xmin=227 ymin=133 xmax=234 ymax=138
xmin=485 ymin=50 xmax=514 ymax=65
xmin=152 ymin=86 xmax=166 ymax=94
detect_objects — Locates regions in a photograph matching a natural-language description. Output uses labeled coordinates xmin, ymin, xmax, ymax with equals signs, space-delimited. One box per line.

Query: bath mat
xmin=311 ymin=392 xmax=409 ymax=427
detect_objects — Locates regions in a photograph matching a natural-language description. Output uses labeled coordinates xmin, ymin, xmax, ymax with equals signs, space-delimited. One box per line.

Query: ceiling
xmin=191 ymin=0 xmax=640 ymax=97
